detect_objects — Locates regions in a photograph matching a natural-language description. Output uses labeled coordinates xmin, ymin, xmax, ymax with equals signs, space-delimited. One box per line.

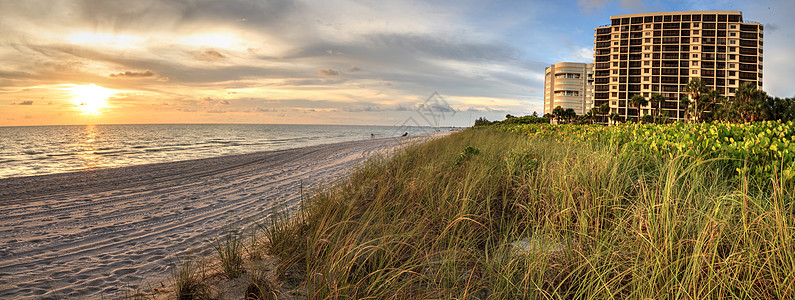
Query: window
xmin=613 ymin=41 xmax=619 ymax=45
xmin=643 ymin=77 xmax=650 ymax=81
xmin=612 ymin=86 xmax=617 ymax=90
xmin=644 ymin=84 xmax=650 ymax=89
xmin=693 ymin=23 xmax=700 ymax=27
xmin=692 ymin=70 xmax=697 ymax=74
xmin=729 ymin=71 xmax=736 ymax=76
xmin=646 ymin=32 xmax=651 ymax=36
xmin=644 ymin=61 xmax=650 ymax=65
xmin=693 ymin=30 xmax=699 ymax=34
xmin=729 ymin=79 xmax=735 ymax=84
xmin=613 ymin=70 xmax=618 ymax=74
xmin=611 ymin=93 xmax=618 ymax=97
xmin=730 ymin=32 xmax=736 ymax=37
xmin=730 ymin=25 xmax=736 ymax=29
xmin=612 ymin=77 xmax=618 ymax=82
xmin=645 ymin=38 xmax=651 ymax=42
xmin=729 ymin=63 xmax=734 ymax=68
xmin=730 ymin=40 xmax=736 ymax=44
xmin=693 ymin=46 xmax=699 ymax=50
xmin=730 ymin=47 xmax=736 ymax=52
xmin=692 ymin=61 xmax=699 ymax=66
xmin=644 ymin=46 xmax=651 ymax=50
xmin=613 ymin=62 xmax=618 ymax=67
xmin=644 ymin=68 xmax=650 ymax=73
xmin=644 ymin=53 xmax=650 ymax=58
xmin=693 ymin=37 xmax=699 ymax=42
xmin=692 ymin=54 xmax=699 ymax=58
xmin=614 ymin=34 xmax=619 ymax=38
xmin=646 ymin=24 xmax=651 ymax=29
xmin=729 ymin=54 xmax=736 ymax=59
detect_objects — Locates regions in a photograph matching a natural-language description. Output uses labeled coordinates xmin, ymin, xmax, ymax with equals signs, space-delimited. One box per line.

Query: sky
xmin=1 ymin=0 xmax=793 ymax=127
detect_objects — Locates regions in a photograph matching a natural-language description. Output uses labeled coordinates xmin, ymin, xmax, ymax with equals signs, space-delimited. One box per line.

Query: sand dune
xmin=0 ymin=132 xmax=449 ymax=299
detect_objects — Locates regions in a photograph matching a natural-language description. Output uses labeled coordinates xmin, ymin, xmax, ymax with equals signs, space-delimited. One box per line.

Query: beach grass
xmin=160 ymin=126 xmax=793 ymax=298
xmin=255 ymin=126 xmax=794 ymax=298
xmin=213 ymin=231 xmax=245 ymax=279
xmin=171 ymin=258 xmax=209 ymax=299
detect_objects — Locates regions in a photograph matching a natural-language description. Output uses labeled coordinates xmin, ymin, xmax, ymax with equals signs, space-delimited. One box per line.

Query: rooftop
xmin=610 ymin=11 xmax=742 ymax=19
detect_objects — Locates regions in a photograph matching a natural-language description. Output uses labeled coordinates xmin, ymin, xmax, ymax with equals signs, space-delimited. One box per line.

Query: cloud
xmin=318 ymin=68 xmax=339 ymax=76
xmin=109 ymin=70 xmax=155 ymax=78
xmin=254 ymin=107 xmax=277 ymax=112
xmin=577 ymin=0 xmax=610 ymax=14
xmin=417 ymin=103 xmax=456 ymax=113
xmin=342 ymin=106 xmax=383 ymax=112
xmin=618 ymin=0 xmax=644 ymax=11
xmin=576 ymin=0 xmax=642 ymax=14
xmin=575 ymin=47 xmax=594 ymax=60
xmin=17 ymin=100 xmax=34 ymax=105
xmin=0 ymin=0 xmax=669 ymax=126
xmin=195 ymin=49 xmax=226 ymax=61
xmin=206 ymin=108 xmax=226 ymax=113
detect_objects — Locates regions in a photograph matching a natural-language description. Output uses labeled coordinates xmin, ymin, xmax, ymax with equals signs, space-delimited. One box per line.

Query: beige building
xmin=543 ymin=62 xmax=594 ymax=116
xmin=593 ymin=11 xmax=764 ymax=120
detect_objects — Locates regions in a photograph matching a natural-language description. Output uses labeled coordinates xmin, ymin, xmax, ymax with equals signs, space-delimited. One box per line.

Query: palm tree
xmin=552 ymin=106 xmax=565 ymax=124
xmin=733 ymin=82 xmax=767 ymax=123
xmin=610 ymin=113 xmax=622 ymax=125
xmin=564 ymin=108 xmax=576 ymax=124
xmin=598 ymin=103 xmax=610 ymax=124
xmin=684 ymin=78 xmax=708 ymax=122
xmin=649 ymin=93 xmax=664 ymax=123
xmin=629 ymin=94 xmax=648 ymax=121
xmin=703 ymin=89 xmax=724 ymax=121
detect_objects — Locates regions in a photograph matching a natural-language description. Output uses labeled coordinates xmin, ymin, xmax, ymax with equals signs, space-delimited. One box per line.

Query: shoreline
xmin=0 ymin=131 xmax=451 ymax=299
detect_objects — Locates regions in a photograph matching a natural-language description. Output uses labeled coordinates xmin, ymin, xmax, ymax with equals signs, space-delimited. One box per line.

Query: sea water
xmin=0 ymin=124 xmax=443 ymax=179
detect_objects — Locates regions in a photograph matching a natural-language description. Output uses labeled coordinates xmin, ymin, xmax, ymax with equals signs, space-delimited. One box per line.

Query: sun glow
xmin=69 ymin=84 xmax=116 ymax=115
xmin=69 ymin=33 xmax=140 ymax=48
xmin=180 ymin=34 xmax=235 ymax=48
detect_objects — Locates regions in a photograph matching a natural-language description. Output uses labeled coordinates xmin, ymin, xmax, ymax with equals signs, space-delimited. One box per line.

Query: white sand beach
xmin=0 ymin=132 xmax=450 ymax=299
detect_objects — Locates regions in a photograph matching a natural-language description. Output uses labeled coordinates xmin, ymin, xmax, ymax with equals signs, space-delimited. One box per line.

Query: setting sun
xmin=69 ymin=84 xmax=116 ymax=115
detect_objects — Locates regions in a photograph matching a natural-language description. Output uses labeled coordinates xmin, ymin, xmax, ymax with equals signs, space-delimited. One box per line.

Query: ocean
xmin=0 ymin=124 xmax=443 ymax=179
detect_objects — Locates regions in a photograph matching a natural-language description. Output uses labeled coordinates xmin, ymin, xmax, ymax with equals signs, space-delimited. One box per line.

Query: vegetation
xmin=213 ymin=231 xmax=245 ymax=279
xmin=258 ymin=126 xmax=794 ymax=298
xmin=498 ymin=121 xmax=795 ymax=184
xmin=615 ymin=78 xmax=795 ymax=125
xmin=475 ymin=114 xmax=550 ymax=127
xmin=172 ymin=259 xmax=209 ymax=300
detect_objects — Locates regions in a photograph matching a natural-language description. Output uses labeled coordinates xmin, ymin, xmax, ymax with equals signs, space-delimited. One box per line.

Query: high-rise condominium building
xmin=543 ymin=62 xmax=594 ymax=116
xmin=593 ymin=11 xmax=763 ymax=120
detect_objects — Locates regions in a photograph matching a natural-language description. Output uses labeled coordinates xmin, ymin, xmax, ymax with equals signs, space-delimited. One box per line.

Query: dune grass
xmin=258 ymin=127 xmax=794 ymax=299
xmin=212 ymin=231 xmax=245 ymax=279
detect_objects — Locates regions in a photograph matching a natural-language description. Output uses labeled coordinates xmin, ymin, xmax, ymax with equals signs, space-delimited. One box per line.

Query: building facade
xmin=543 ymin=62 xmax=594 ymax=116
xmin=593 ymin=11 xmax=763 ymax=120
